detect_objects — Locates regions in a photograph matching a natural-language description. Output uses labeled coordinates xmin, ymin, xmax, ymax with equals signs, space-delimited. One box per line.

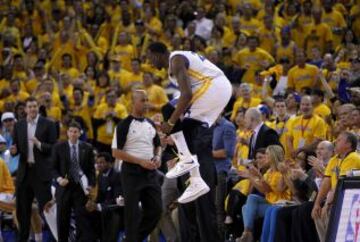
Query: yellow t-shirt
xmin=232 ymin=47 xmax=274 ymax=84
xmin=0 ymin=159 xmax=14 ymax=194
xmin=240 ymin=18 xmax=262 ymax=35
xmin=0 ymin=100 xmax=4 ymax=112
xmin=232 ymin=168 xmax=251 ymax=196
xmin=313 ymin=103 xmax=332 ymax=119
xmin=288 ymin=114 xmax=327 ymax=150
xmin=72 ymin=103 xmax=93 ymax=139
xmin=0 ymin=79 xmax=10 ymax=92
xmin=325 ymin=152 xmax=360 ymax=189
xmin=223 ymin=29 xmax=249 ymax=48
xmin=231 ymin=97 xmax=262 ymax=121
xmin=108 ymin=69 xmax=133 ymax=88
xmin=287 ymin=64 xmax=319 ymax=92
xmin=25 ymin=78 xmax=39 ymax=94
xmin=46 ymin=106 xmax=62 ymax=122
xmin=60 ymin=67 xmax=80 ymax=79
xmin=5 ymin=91 xmax=30 ymax=103
xmin=228 ymin=0 xmax=262 ymax=12
xmin=145 ymin=84 xmax=169 ymax=118
xmin=291 ymin=26 xmax=307 ymax=50
xmin=233 ymin=129 xmax=252 ymax=169
xmin=305 ymin=23 xmax=333 ymax=58
xmin=298 ymin=14 xmax=313 ymax=29
xmin=220 ymin=26 xmax=234 ymax=48
xmin=322 ymin=10 xmax=346 ymax=48
xmin=275 ymin=41 xmax=296 ymax=65
xmin=112 ymin=44 xmax=136 ymax=71
xmin=264 ymin=169 xmax=291 ymax=204
xmin=93 ymin=103 xmax=128 ymax=145
xmin=258 ymin=26 xmax=278 ymax=54
xmin=147 ymin=16 xmax=163 ymax=34
xmin=13 ymin=70 xmax=28 ymax=81
xmin=127 ymin=72 xmax=143 ymax=87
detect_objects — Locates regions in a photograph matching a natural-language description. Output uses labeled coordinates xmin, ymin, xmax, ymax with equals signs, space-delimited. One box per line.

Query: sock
xmin=34 ymin=233 xmax=42 ymax=242
xmin=190 ymin=165 xmax=201 ymax=178
xmin=170 ymin=131 xmax=192 ymax=158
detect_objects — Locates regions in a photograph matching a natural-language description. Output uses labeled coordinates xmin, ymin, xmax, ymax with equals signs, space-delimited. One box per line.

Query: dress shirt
xmin=68 ymin=140 xmax=80 ymax=162
xmin=27 ymin=115 xmax=40 ymax=164
xmin=251 ymin=122 xmax=264 ymax=150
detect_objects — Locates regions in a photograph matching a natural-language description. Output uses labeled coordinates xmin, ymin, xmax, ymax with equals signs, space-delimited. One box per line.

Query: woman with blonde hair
xmin=237 ymin=145 xmax=291 ymax=242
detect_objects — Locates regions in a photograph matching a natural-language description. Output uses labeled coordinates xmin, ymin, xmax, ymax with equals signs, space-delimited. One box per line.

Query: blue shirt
xmin=1 ymin=129 xmax=13 ymax=149
xmin=212 ymin=117 xmax=236 ymax=173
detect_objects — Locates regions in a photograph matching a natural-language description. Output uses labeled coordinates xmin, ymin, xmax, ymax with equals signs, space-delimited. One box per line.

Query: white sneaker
xmin=166 ymin=155 xmax=199 ymax=179
xmin=177 ymin=177 xmax=210 ymax=203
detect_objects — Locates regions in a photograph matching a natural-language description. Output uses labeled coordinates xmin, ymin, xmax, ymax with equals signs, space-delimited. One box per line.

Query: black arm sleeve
xmin=116 ymin=116 xmax=133 ymax=149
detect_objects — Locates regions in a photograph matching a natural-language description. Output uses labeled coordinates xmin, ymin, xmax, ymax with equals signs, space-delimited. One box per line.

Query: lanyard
xmin=300 ymin=116 xmax=311 ymax=137
xmin=335 ymin=152 xmax=352 ymax=179
xmin=276 ymin=116 xmax=289 ymax=137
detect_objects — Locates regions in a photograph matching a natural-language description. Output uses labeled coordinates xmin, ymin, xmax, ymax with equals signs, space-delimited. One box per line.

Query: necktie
xmin=70 ymin=144 xmax=81 ymax=183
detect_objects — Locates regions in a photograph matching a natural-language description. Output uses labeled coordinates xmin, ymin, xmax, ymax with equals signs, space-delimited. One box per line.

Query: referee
xmin=112 ymin=90 xmax=162 ymax=242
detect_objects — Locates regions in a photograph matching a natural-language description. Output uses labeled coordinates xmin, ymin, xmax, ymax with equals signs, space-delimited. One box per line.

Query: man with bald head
xmin=308 ymin=140 xmax=334 ymax=177
xmin=112 ymin=90 xmax=162 ymax=242
xmin=288 ymin=96 xmax=327 ymax=158
xmin=245 ymin=107 xmax=280 ymax=159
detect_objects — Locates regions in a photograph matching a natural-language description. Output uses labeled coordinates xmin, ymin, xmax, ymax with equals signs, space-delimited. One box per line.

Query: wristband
xmin=167 ymin=120 xmax=175 ymax=127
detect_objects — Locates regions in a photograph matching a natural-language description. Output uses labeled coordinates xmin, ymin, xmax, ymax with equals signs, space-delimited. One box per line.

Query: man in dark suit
xmin=10 ymin=97 xmax=57 ymax=242
xmin=52 ymin=121 xmax=96 ymax=242
xmin=244 ymin=107 xmax=281 ymax=159
xmin=85 ymin=152 xmax=124 ymax=242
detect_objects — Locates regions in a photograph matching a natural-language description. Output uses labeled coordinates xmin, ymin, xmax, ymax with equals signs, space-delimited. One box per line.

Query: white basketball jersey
xmin=168 ymin=51 xmax=224 ymax=91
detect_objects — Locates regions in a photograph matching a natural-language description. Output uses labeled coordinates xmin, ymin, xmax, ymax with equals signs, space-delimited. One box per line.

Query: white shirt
xmin=273 ymin=75 xmax=288 ymax=96
xmin=251 ymin=122 xmax=264 ymax=149
xmin=194 ymin=17 xmax=214 ymax=40
xmin=27 ymin=115 xmax=39 ymax=163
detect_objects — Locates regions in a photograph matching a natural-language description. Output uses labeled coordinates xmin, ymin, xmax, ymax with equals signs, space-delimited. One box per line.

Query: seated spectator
xmin=225 ymin=148 xmax=268 ymax=238
xmin=85 ymin=152 xmax=124 ymax=242
xmin=0 ymin=112 xmax=16 ymax=148
xmin=312 ymin=131 xmax=360 ymax=242
xmin=237 ymin=145 xmax=290 ymax=242
xmin=0 ymin=134 xmax=19 ymax=176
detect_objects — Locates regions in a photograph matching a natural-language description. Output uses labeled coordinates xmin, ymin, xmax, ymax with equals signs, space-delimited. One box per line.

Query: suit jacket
xmin=96 ymin=168 xmax=122 ymax=212
xmin=52 ymin=141 xmax=96 ymax=188
xmin=12 ymin=116 xmax=57 ymax=184
xmin=248 ymin=124 xmax=281 ymax=159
